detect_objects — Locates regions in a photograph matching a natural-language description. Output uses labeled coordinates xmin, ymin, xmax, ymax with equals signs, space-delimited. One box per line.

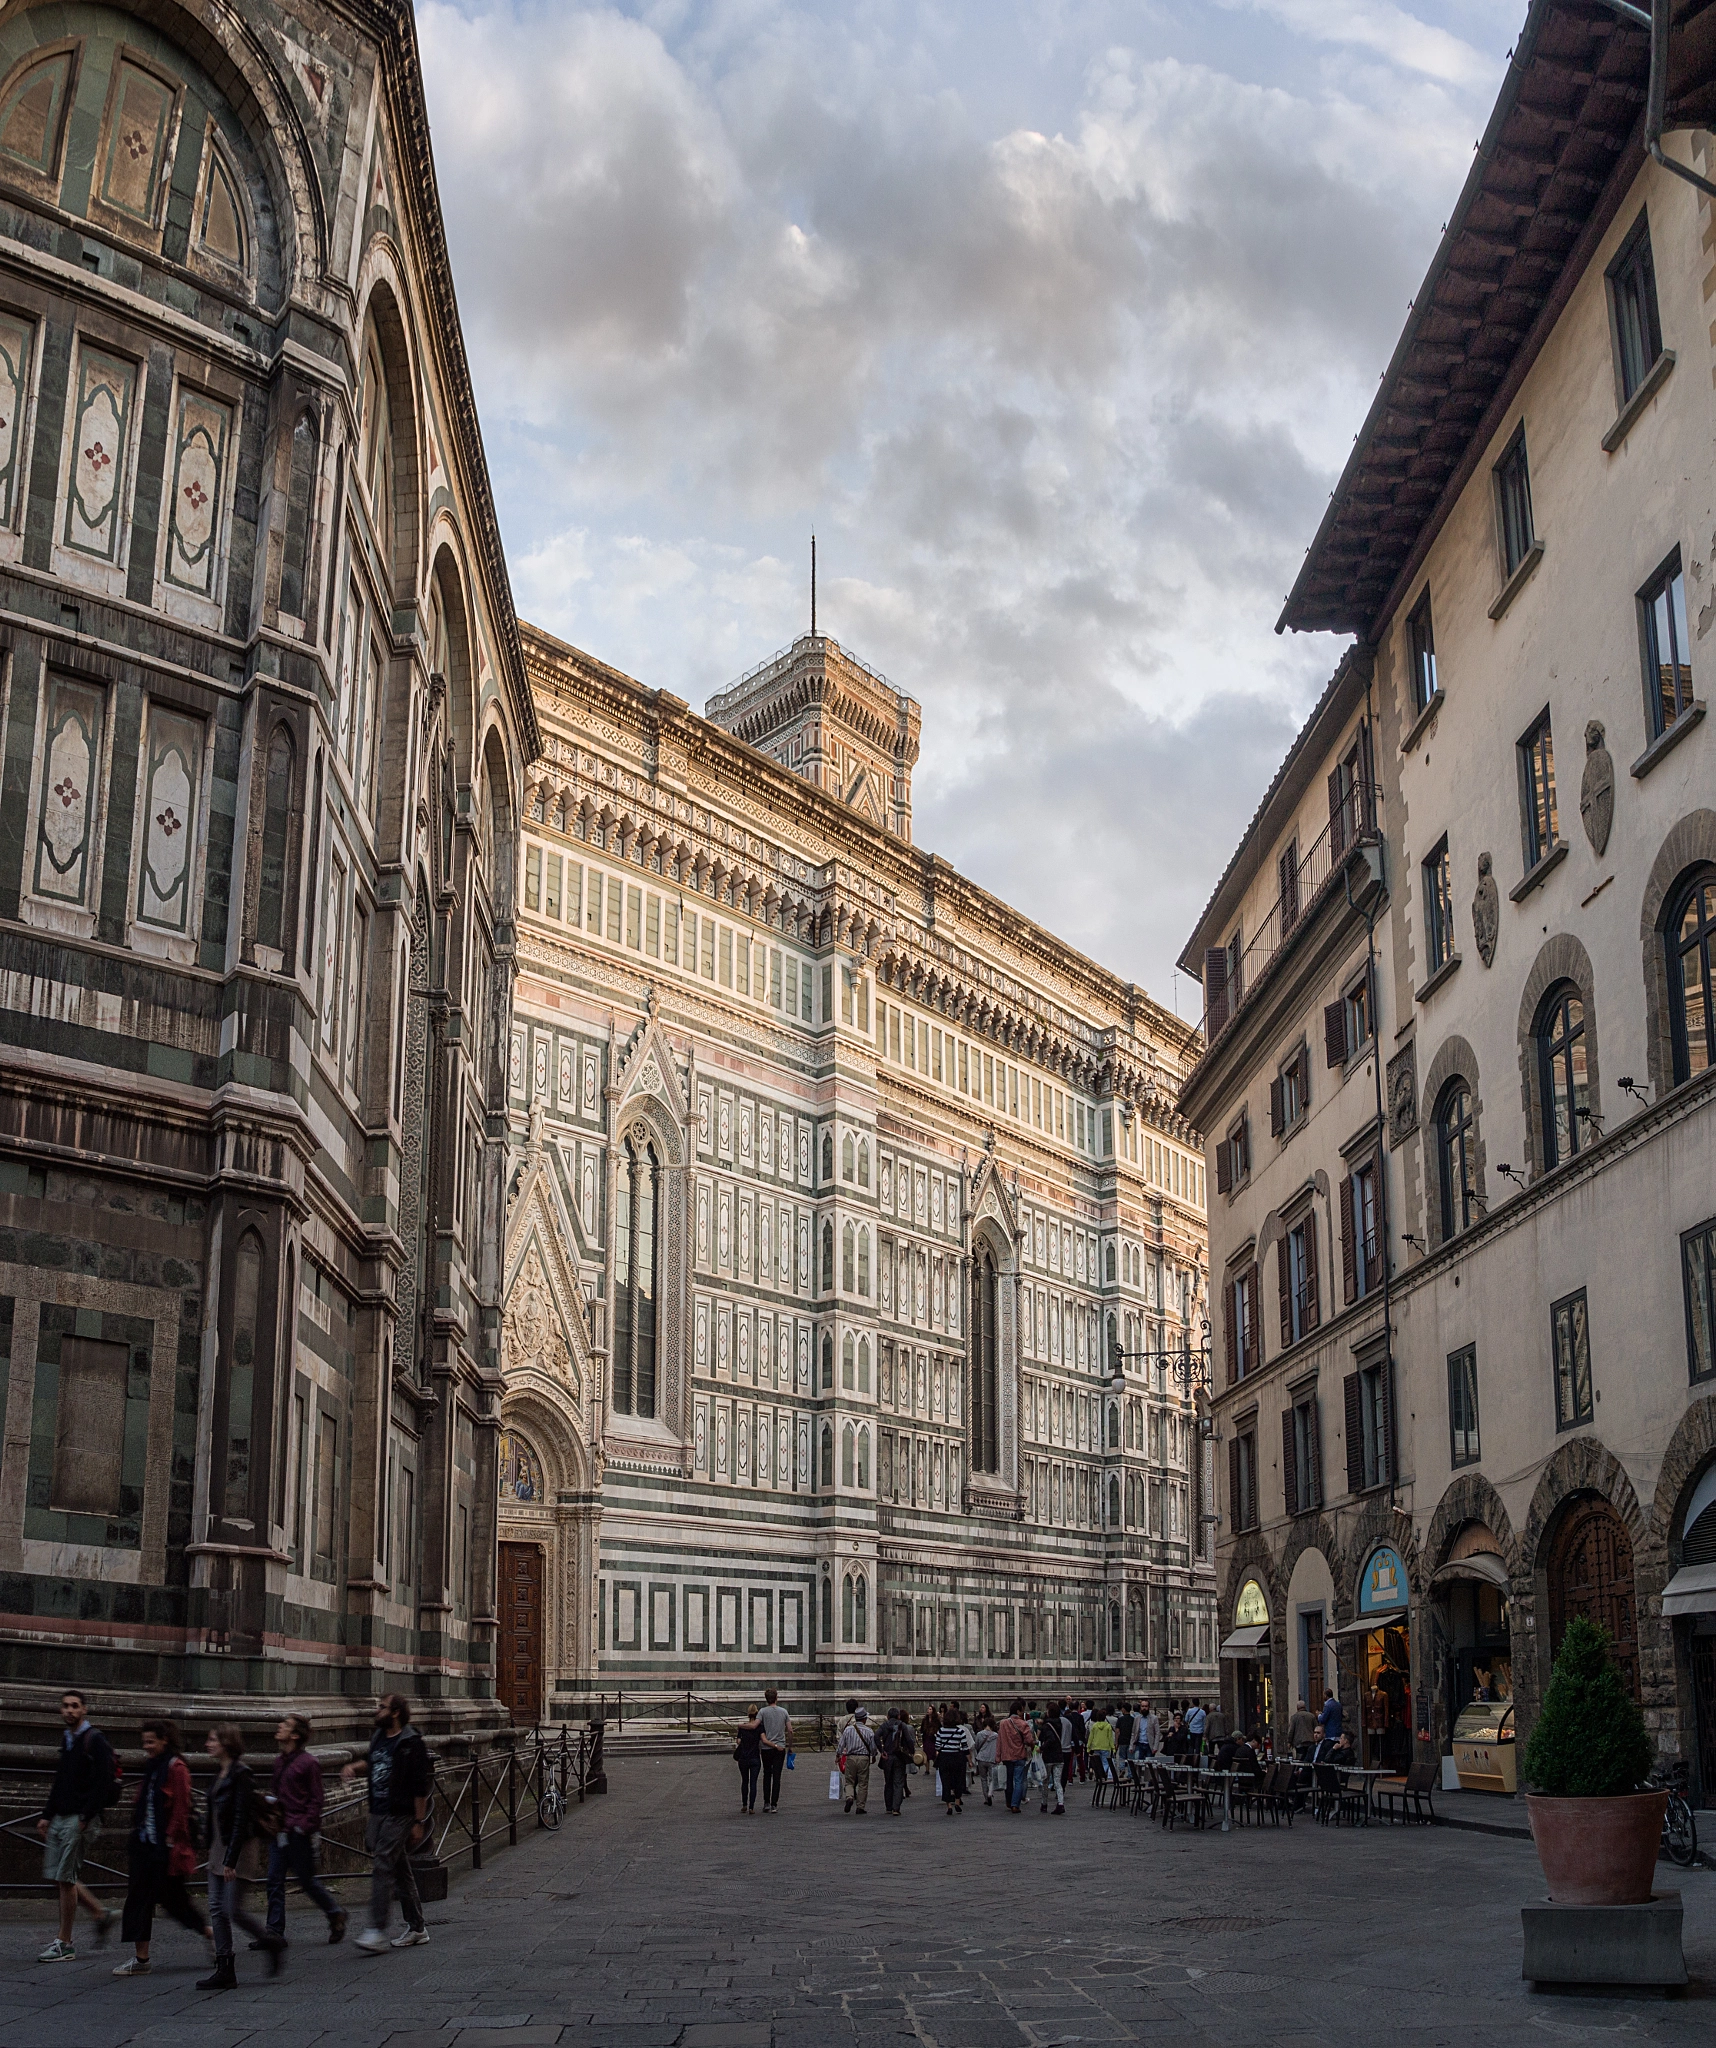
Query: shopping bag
xmin=785 ymin=1751 xmax=795 ymax=1770
xmin=828 ymin=1770 xmax=842 ymax=1799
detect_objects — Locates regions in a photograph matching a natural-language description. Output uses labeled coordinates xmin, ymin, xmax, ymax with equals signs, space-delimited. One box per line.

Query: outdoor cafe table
xmin=1161 ymin=1761 xmax=1244 ymax=1833
xmin=1332 ymin=1764 xmax=1392 ymax=1825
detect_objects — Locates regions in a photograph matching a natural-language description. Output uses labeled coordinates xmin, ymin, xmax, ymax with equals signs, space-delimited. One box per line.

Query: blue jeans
xmin=1006 ymin=1759 xmax=1029 ymax=1810
xmin=265 ymin=1830 xmax=340 ymax=1935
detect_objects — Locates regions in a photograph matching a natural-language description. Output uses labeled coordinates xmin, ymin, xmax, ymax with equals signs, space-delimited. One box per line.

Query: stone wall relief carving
xmin=1472 ymin=853 xmax=1499 ymax=969
xmin=1580 ymin=720 xmax=1615 ymax=856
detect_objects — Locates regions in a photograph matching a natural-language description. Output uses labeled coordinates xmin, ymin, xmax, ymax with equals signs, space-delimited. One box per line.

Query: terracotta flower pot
xmin=1524 ymin=1790 xmax=1668 ymax=1906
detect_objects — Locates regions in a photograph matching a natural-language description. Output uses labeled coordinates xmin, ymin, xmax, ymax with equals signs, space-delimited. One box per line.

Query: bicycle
xmin=538 ymin=1777 xmax=566 ymax=1830
xmin=1653 ymin=1762 xmax=1698 ymax=1869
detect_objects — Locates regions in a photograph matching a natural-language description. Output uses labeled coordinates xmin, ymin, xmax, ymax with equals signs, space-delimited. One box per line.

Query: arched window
xmin=1107 ymin=1403 xmax=1120 ymax=1450
xmin=858 ymin=1141 xmax=870 ymax=1189
xmin=841 ymin=1571 xmax=855 ymax=1643
xmin=820 ymin=1422 xmax=833 ymax=1488
xmin=1536 ymin=984 xmax=1587 ymax=1170
xmin=1436 ymin=1080 xmax=1477 ymax=1240
xmin=256 ymin=726 xmax=293 ymax=954
xmin=842 ymin=1133 xmax=854 ymax=1181
xmin=858 ymin=1336 xmax=870 ymax=1394
xmin=969 ymin=1245 xmax=999 ymax=1476
xmin=857 ymin=1226 xmax=870 ymax=1298
xmin=842 ymin=1422 xmax=855 ymax=1487
xmin=224 ymin=1230 xmax=264 ymax=1520
xmin=821 ymin=1129 xmax=833 ymax=1183
xmin=820 ymin=1332 xmax=833 ymax=1390
xmin=821 ymin=1574 xmax=833 ymax=1642
xmin=612 ymin=1130 xmax=659 ymax=1417
xmin=842 ymin=1332 xmax=855 ymax=1390
xmin=855 ymin=1572 xmax=868 ymax=1644
xmin=821 ymin=1221 xmax=834 ymax=1294
xmin=279 ymin=413 xmax=317 ymax=620
xmin=1106 ymin=1311 xmax=1118 ymax=1372
xmin=360 ymin=327 xmax=393 ymax=572
xmin=1667 ymin=864 xmax=1716 ymax=1084
xmin=842 ymin=1222 xmax=855 ymax=1292
xmin=1105 ymin=1242 xmax=1116 ymax=1283
xmin=857 ymin=1427 xmax=870 ymax=1490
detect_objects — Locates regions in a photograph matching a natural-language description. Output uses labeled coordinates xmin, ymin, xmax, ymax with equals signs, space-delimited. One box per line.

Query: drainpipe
xmin=1596 ymin=0 xmax=1716 ymax=202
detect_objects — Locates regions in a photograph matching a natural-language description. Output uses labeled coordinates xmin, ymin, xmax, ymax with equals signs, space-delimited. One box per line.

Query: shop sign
xmin=1358 ymin=1545 xmax=1407 ymax=1614
xmin=1235 ymin=1578 xmax=1269 ymax=1627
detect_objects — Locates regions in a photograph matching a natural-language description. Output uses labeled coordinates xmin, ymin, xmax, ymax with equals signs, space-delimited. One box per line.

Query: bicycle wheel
xmin=540 ymin=1789 xmax=564 ymax=1830
xmin=1662 ymin=1792 xmax=1697 ymax=1868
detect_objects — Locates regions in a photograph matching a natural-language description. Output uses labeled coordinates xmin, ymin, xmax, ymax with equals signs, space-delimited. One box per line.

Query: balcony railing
xmin=1199 ymin=783 xmax=1383 ymax=1045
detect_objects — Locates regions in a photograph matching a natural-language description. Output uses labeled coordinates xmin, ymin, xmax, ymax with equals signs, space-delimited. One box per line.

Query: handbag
xmin=828 ymin=1770 xmax=841 ymax=1800
xmin=785 ymin=1751 xmax=795 ymax=1770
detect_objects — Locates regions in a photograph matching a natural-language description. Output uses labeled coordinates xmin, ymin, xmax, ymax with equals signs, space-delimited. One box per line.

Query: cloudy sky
xmin=419 ymin=0 xmax=1517 ymax=1016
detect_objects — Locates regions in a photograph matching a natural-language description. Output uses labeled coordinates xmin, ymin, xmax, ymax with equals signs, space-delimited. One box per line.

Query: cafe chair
xmin=1161 ymin=1770 xmax=1208 ymax=1830
xmin=1374 ymin=1758 xmax=1438 ymax=1826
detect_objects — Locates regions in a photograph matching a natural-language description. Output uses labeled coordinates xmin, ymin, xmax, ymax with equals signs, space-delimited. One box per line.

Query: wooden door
xmin=497 ymin=1542 xmax=544 ymax=1725
xmin=1547 ymin=1497 xmax=1638 ymax=1698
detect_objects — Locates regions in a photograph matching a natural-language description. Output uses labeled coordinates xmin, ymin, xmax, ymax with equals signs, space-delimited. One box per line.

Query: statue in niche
xmin=1472 ymin=852 xmax=1499 ymax=969
xmin=1580 ymin=720 xmax=1615 ymax=856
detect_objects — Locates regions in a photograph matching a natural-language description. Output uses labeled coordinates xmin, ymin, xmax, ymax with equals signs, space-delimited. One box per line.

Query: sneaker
xmin=354 ymin=1927 xmax=389 ymax=1955
xmin=390 ymin=1926 xmax=430 ymax=1950
xmin=112 ymin=1957 xmax=151 ymax=1976
xmin=38 ymin=1938 xmax=75 ymax=1962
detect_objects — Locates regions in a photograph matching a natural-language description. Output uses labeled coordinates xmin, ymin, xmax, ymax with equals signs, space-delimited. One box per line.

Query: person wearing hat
xmin=836 ymin=1708 xmax=877 ymax=1814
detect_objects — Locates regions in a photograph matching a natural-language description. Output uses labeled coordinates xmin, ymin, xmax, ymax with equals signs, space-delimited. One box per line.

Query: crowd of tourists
xmin=33 ymin=1686 xmax=436 ymax=1979
xmin=731 ymin=1688 xmax=1358 ymax=1817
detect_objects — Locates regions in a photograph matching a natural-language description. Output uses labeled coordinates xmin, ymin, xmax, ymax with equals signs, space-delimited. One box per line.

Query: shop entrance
xmin=1234 ymin=1659 xmax=1272 ymax=1739
xmin=1693 ymin=1635 xmax=1716 ymax=1809
xmin=1547 ymin=1496 xmax=1637 ymax=1698
xmin=1220 ymin=1578 xmax=1273 ymax=1742
xmin=497 ymin=1541 xmax=544 ymax=1724
xmin=1360 ymin=1621 xmax=1412 ymax=1773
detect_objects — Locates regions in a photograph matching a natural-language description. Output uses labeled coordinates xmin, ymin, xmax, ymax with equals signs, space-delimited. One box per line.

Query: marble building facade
xmin=496 ymin=625 xmax=1215 ymax=1719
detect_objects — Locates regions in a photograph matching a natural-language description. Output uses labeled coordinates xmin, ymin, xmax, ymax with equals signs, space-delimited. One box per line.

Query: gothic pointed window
xmin=1536 ymin=984 xmax=1587 ymax=1171
xmin=970 ymin=1245 xmax=999 ymax=1475
xmin=612 ymin=1128 xmax=659 ymax=1418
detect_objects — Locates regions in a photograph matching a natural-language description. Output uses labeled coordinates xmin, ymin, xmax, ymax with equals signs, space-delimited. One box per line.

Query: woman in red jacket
xmin=112 ymin=1719 xmax=211 ymax=1977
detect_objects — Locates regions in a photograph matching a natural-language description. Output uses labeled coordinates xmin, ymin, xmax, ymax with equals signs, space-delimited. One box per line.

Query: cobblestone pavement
xmin=4 ymin=1757 xmax=1713 ymax=2047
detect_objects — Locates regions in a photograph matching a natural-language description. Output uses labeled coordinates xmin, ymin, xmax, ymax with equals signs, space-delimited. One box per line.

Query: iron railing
xmin=0 ymin=1724 xmax=602 ymax=1898
xmin=1199 ymin=785 xmax=1384 ymax=1046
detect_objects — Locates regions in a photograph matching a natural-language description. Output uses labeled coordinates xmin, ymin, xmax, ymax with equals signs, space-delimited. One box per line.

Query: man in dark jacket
xmin=36 ymin=1690 xmax=117 ymax=1960
xmin=264 ymin=1715 xmax=345 ymax=1943
xmin=1036 ymin=1701 xmax=1067 ymax=1814
xmin=341 ymin=1694 xmax=433 ymax=1954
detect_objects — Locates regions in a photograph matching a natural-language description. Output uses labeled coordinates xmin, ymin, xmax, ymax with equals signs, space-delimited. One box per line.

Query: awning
xmin=1662 ymin=1562 xmax=1716 ymax=1619
xmin=1328 ymin=1608 xmax=1409 ymax=1639
xmin=1218 ymin=1623 xmax=1271 ymax=1660
xmin=1431 ymin=1554 xmax=1510 ymax=1592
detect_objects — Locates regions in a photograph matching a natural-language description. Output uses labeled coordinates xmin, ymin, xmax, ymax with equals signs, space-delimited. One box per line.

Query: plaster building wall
xmin=496 ymin=625 xmax=1216 ymax=1718
xmin=0 ymin=0 xmax=533 ymax=1734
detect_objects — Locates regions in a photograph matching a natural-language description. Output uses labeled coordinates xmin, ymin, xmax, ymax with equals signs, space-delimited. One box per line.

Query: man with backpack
xmin=1036 ymin=1700 xmax=1068 ymax=1814
xmin=878 ymin=1708 xmax=915 ymax=1815
xmin=37 ymin=1689 xmax=119 ymax=1960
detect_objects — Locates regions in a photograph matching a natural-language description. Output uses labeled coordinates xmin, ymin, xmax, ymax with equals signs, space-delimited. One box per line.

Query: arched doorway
xmin=1546 ymin=1495 xmax=1638 ymax=1699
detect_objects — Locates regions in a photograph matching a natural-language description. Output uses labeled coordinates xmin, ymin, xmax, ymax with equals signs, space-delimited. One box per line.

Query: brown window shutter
xmin=1328 ymin=768 xmax=1347 ymax=859
xmin=1245 ymin=1261 xmax=1260 ymax=1375
xmin=1344 ymin=1371 xmax=1364 ymax=1494
xmin=1324 ymin=999 xmax=1346 ymax=1068
xmin=1216 ymin=1140 xmax=1233 ymax=1198
xmin=1277 ymin=1237 xmax=1292 ymax=1349
xmin=1228 ymin=1437 xmax=1241 ymax=1532
xmin=1204 ymin=947 xmax=1229 ymax=1034
xmin=1224 ymin=1291 xmax=1238 ymax=1387
xmin=1307 ymin=1398 xmax=1322 ymax=1509
xmin=1282 ymin=1407 xmax=1299 ymax=1519
xmin=1378 ymin=1357 xmax=1394 ymax=1486
xmin=1340 ymin=1173 xmax=1357 ymax=1305
xmin=1269 ymin=1075 xmax=1284 ymax=1137
xmin=1298 ymin=1046 xmax=1312 ymax=1111
xmin=1359 ymin=721 xmax=1376 ymax=828
xmin=1303 ymin=1209 xmax=1320 ymax=1330
xmin=1238 ymin=1115 xmax=1249 ymax=1176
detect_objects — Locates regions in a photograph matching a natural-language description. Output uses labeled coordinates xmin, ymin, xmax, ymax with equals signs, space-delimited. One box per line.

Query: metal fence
xmin=0 ymin=1723 xmax=602 ymax=1898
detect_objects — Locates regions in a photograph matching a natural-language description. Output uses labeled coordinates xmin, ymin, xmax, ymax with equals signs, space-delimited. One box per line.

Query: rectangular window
xmin=524 ymin=845 xmax=541 ymax=912
xmin=905 ymin=1012 xmax=916 ymax=1068
xmin=801 ymin=961 xmax=813 ymax=1022
xmin=889 ymin=1006 xmax=900 ymax=1061
xmin=1359 ymin=1361 xmax=1390 ymax=1490
xmin=626 ymin=885 xmax=642 ymax=949
xmin=607 ymin=880 xmax=623 ymax=945
xmin=1683 ymin=1218 xmax=1716 ymax=1384
xmin=931 ymin=1028 xmax=942 ymax=1080
xmin=545 ymin=854 xmax=562 ymax=920
xmin=587 ymin=870 xmax=603 ymax=934
xmin=1423 ymin=836 xmax=1454 ymax=973
xmin=646 ymin=893 xmax=660 ymax=956
xmin=1353 ymin=1157 xmax=1378 ymax=1299
xmin=1272 ymin=1046 xmax=1309 ymax=1135
xmin=786 ymin=955 xmax=799 ymax=1015
xmin=857 ymin=978 xmax=868 ymax=1032
xmin=1639 ymin=554 xmax=1694 ymax=741
xmin=567 ymin=863 xmax=582 ymax=927
xmin=959 ymin=1043 xmax=969 ymax=1092
xmin=1518 ymin=709 xmax=1558 ymax=870
xmin=738 ymin=935 xmax=751 ymax=995
xmin=1285 ymin=1212 xmax=1318 ymax=1342
xmin=312 ymin=1411 xmax=338 ymax=1572
xmin=770 ymin=947 xmax=782 ymax=1007
xmin=1448 ymin=1345 xmax=1480 ymax=1466
xmin=701 ymin=917 xmax=715 ymax=977
xmin=719 ymin=924 xmax=732 ymax=984
xmin=662 ymin=893 xmax=676 ymax=963
xmin=1407 ymin=587 xmax=1438 ymax=715
xmin=1607 ymin=211 xmax=1663 ymax=405
xmin=1495 ymin=426 xmax=1535 ymax=578
xmin=1288 ymin=1395 xmax=1320 ymax=1513
xmin=1229 ymin=1428 xmax=1258 ymax=1533
xmin=1552 ymin=1288 xmax=1593 ymax=1430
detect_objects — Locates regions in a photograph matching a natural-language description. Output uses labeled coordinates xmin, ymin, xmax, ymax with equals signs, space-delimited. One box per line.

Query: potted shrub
xmin=1523 ymin=1615 xmax=1662 ymax=1906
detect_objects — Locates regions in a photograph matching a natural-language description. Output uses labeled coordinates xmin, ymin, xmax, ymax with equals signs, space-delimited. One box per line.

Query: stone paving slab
xmin=3 ymin=1757 xmax=1714 ymax=2046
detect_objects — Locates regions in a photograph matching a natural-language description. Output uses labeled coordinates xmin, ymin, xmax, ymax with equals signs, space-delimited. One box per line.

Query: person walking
xmin=734 ymin=1707 xmax=763 ymax=1815
xmin=879 ymin=1709 xmax=915 ymax=1816
xmin=1139 ymin=1699 xmax=1161 ymax=1759
xmin=935 ymin=1711 xmax=973 ymax=1816
xmin=198 ymin=1725 xmax=282 ymax=1989
xmin=263 ymin=1716 xmax=344 ymax=1943
xmin=340 ymin=1693 xmax=432 ymax=1955
xmin=1087 ymin=1707 xmax=1117 ymax=1780
xmin=1287 ymin=1698 xmax=1318 ymax=1759
xmin=971 ymin=1713 xmax=999 ymax=1805
xmin=837 ymin=1708 xmax=877 ymax=1813
xmin=998 ymin=1700 xmax=1034 ymax=1813
xmin=1316 ymin=1688 xmax=1344 ymax=1746
xmin=757 ymin=1690 xmax=791 ymax=1813
xmin=37 ymin=1688 xmax=118 ymax=1961
xmin=113 ymin=1719 xmax=211 ymax=1977
xmin=917 ymin=1704 xmax=940 ymax=1794
xmin=1036 ymin=1702 xmax=1067 ymax=1814
xmin=1185 ymin=1699 xmax=1207 ymax=1755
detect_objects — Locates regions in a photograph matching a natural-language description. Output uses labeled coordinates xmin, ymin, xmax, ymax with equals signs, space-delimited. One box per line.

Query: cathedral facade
xmin=497 ymin=625 xmax=1215 ymax=1719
